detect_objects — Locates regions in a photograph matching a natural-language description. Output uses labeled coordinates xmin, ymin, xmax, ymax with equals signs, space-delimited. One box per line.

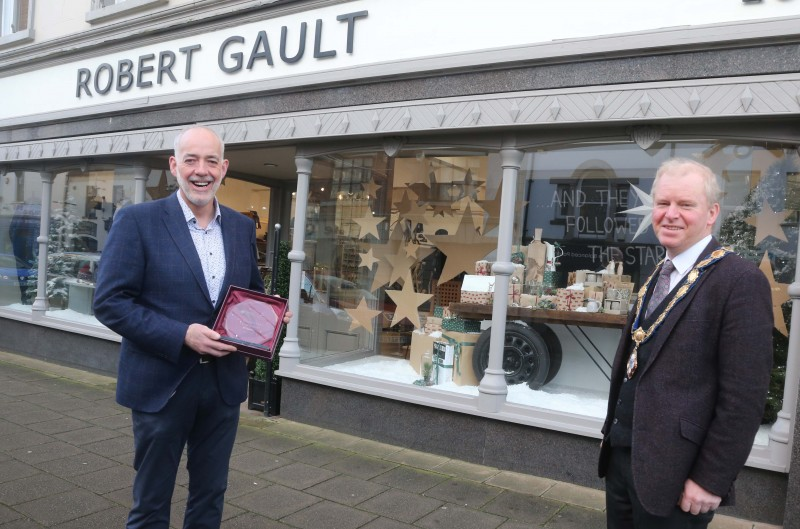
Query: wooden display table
xmin=448 ymin=302 xmax=628 ymax=330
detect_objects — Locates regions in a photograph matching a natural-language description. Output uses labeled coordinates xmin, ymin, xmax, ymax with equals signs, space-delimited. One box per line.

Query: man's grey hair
xmin=173 ymin=126 xmax=225 ymax=159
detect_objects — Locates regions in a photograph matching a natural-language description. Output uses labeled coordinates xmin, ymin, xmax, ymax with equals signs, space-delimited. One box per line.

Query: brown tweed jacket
xmin=598 ymin=238 xmax=773 ymax=516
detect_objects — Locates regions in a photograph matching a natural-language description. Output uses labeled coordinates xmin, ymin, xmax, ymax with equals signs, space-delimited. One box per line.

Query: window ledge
xmin=0 ymin=28 xmax=34 ymax=50
xmin=86 ymin=0 xmax=168 ymax=24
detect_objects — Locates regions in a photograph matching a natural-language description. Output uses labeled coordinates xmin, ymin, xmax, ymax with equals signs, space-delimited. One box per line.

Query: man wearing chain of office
xmin=598 ymin=158 xmax=773 ymax=529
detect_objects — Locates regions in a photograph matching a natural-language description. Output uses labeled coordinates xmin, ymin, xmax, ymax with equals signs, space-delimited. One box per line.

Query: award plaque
xmin=212 ymin=286 xmax=289 ymax=360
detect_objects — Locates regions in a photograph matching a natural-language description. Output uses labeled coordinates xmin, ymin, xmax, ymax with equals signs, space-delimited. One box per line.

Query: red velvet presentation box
xmin=212 ymin=286 xmax=288 ymax=360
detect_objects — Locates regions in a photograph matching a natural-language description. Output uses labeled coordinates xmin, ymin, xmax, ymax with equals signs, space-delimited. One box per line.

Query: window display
xmin=0 ymin=171 xmax=40 ymax=308
xmin=297 ymin=142 xmax=794 ymax=429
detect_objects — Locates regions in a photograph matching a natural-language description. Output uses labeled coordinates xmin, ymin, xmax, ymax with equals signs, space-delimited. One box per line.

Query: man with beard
xmin=95 ymin=126 xmax=290 ymax=529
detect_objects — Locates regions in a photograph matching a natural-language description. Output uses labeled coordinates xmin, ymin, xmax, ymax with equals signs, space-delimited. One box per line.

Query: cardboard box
xmin=461 ymin=275 xmax=495 ymax=305
xmin=556 ymin=288 xmax=584 ymax=311
xmin=409 ymin=331 xmax=437 ymax=375
xmin=212 ymin=286 xmax=288 ymax=360
xmin=443 ymin=330 xmax=481 ymax=386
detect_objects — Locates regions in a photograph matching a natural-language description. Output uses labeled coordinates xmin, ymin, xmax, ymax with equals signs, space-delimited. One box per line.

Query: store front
xmin=2 ymin=0 xmax=800 ymax=524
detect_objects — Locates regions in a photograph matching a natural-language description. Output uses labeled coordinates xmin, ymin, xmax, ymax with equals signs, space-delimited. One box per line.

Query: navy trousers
xmin=127 ymin=360 xmax=239 ymax=529
xmin=606 ymin=447 xmax=715 ymax=529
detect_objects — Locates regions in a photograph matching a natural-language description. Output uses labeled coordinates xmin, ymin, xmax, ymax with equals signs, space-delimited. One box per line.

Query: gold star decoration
xmin=759 ymin=251 xmax=790 ymax=337
xmin=345 ymin=298 xmax=383 ymax=334
xmin=353 ymin=211 xmax=386 ymax=241
xmin=745 ymin=200 xmax=792 ymax=245
xmin=427 ymin=203 xmax=497 ymax=283
xmin=384 ymin=271 xmax=433 ymax=328
xmin=361 ymin=181 xmax=382 ymax=201
xmin=359 ymin=248 xmax=380 ymax=270
xmin=147 ymin=170 xmax=173 ymax=200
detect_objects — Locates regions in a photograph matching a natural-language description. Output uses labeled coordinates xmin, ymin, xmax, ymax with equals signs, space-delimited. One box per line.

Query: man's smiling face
xmin=170 ymin=128 xmax=229 ymax=211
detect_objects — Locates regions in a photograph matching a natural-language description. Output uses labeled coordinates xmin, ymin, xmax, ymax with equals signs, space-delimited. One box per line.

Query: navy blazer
xmin=599 ymin=239 xmax=773 ymax=516
xmin=94 ymin=193 xmax=264 ymax=413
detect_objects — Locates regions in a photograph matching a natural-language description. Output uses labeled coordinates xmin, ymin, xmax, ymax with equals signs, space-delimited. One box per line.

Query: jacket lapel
xmin=162 ymin=194 xmax=212 ymax=304
xmin=639 ymin=239 xmax=721 ymax=377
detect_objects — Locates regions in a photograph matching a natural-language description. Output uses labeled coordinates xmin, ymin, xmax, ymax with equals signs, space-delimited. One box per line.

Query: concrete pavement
xmin=0 ymin=351 xmax=782 ymax=529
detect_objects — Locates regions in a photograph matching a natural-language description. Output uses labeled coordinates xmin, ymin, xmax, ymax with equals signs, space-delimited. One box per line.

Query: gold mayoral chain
xmin=626 ymin=247 xmax=733 ymax=379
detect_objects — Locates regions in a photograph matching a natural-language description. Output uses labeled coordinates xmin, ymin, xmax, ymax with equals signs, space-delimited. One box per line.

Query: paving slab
xmin=322 ymin=453 xmax=399 ymax=480
xmin=262 ymin=461 xmax=338 ymax=490
xmin=305 ymin=474 xmax=389 ymax=506
xmin=357 ymin=488 xmax=443 ymax=523
xmin=370 ymin=465 xmax=449 ymax=493
xmin=422 ymin=477 xmax=503 ymax=509
xmin=281 ymin=499 xmax=377 ymax=529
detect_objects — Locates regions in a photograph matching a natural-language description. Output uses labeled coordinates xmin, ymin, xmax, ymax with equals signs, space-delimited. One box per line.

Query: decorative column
xmin=278 ymin=156 xmax=312 ymax=372
xmin=478 ymin=148 xmax=524 ymax=412
xmin=32 ymin=172 xmax=54 ymax=314
xmin=132 ymin=165 xmax=149 ymax=204
xmin=769 ymin=253 xmax=800 ymax=468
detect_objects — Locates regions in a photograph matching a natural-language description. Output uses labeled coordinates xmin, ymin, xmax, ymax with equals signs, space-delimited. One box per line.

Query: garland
xmin=626 ymin=247 xmax=733 ymax=379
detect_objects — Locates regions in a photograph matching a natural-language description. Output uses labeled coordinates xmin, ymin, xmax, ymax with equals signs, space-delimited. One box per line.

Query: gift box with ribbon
xmin=556 ymin=287 xmax=584 ymax=311
xmin=443 ymin=330 xmax=481 ymax=386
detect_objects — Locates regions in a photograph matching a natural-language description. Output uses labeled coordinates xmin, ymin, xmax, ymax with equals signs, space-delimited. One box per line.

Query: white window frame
xmin=0 ymin=0 xmax=33 ymax=49
xmin=86 ymin=0 xmax=168 ymax=24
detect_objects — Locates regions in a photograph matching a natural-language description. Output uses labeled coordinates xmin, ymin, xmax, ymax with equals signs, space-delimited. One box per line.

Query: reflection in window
xmin=43 ymin=167 xmax=142 ymax=322
xmin=0 ymin=171 xmax=40 ymax=307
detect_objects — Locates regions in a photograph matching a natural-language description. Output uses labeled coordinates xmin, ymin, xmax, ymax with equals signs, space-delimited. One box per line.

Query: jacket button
xmin=613 ymin=418 xmax=618 ymax=424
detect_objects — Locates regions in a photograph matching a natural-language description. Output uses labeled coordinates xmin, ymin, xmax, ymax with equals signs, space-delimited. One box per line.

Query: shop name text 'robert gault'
xmin=75 ymin=10 xmax=369 ymax=98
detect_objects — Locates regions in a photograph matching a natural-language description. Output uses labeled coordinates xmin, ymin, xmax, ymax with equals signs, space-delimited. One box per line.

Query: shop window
xmin=0 ymin=171 xmax=40 ymax=308
xmin=295 ymin=141 xmax=795 ymax=437
xmin=86 ymin=0 xmax=168 ymax=24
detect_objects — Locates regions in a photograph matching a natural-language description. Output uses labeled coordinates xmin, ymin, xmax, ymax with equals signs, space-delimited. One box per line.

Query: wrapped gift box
xmin=584 ymin=285 xmax=604 ymax=303
xmin=212 ymin=286 xmax=288 ymax=360
xmin=460 ymin=275 xmax=495 ymax=305
xmin=433 ymin=306 xmax=445 ymax=318
xmin=520 ymin=293 xmax=538 ymax=308
xmin=424 ymin=316 xmax=443 ymax=334
xmin=475 ymin=260 xmax=491 ymax=276
xmin=433 ymin=340 xmax=455 ymax=384
xmin=442 ymin=316 xmax=482 ymax=333
xmin=443 ymin=330 xmax=481 ymax=386
xmin=508 ymin=283 xmax=522 ymax=306
xmin=556 ymin=287 xmax=584 ymax=311
xmin=409 ymin=331 xmax=437 ymax=375
xmin=461 ymin=290 xmax=492 ymax=304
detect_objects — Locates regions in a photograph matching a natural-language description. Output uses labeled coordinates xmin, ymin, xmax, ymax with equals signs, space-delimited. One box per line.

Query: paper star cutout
xmin=361 ymin=181 xmax=382 ymax=200
xmin=345 ymin=298 xmax=383 ymax=334
xmin=620 ymin=183 xmax=653 ymax=240
xmin=353 ymin=211 xmax=386 ymax=240
xmin=759 ymin=252 xmax=790 ymax=336
xmin=745 ymin=200 xmax=792 ymax=245
xmin=359 ymin=248 xmax=380 ymax=270
xmin=385 ymin=271 xmax=433 ymax=328
xmin=477 ymin=183 xmax=504 ymax=233
xmin=407 ymin=182 xmax=432 ymax=203
xmin=147 ymin=170 xmax=173 ymax=200
xmin=427 ymin=204 xmax=497 ymax=283
xmin=386 ymin=251 xmax=418 ymax=286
